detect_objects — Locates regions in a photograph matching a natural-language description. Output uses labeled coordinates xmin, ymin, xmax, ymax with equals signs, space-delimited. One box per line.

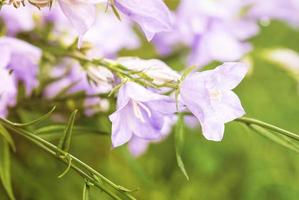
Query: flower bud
xmin=86 ymin=66 xmax=114 ymax=86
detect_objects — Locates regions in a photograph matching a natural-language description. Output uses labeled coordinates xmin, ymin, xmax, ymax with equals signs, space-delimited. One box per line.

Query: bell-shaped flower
xmin=153 ymin=0 xmax=259 ymax=67
xmin=0 ymin=67 xmax=17 ymax=118
xmin=0 ymin=6 xmax=35 ymax=36
xmin=84 ymin=12 xmax=140 ymax=58
xmin=188 ymin=23 xmax=252 ymax=67
xmin=57 ymin=0 xmax=105 ymax=47
xmin=46 ymin=0 xmax=172 ymax=45
xmin=109 ymin=82 xmax=177 ymax=147
xmin=0 ymin=37 xmax=41 ymax=95
xmin=44 ymin=59 xmax=113 ymax=115
xmin=128 ymin=116 xmax=176 ymax=157
xmin=180 ymin=62 xmax=248 ymax=141
xmin=113 ymin=0 xmax=173 ymax=40
xmin=117 ymin=57 xmax=180 ymax=85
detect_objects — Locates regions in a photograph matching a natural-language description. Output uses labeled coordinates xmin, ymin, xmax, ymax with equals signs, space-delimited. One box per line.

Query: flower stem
xmin=236 ymin=117 xmax=299 ymax=141
xmin=0 ymin=119 xmax=136 ymax=200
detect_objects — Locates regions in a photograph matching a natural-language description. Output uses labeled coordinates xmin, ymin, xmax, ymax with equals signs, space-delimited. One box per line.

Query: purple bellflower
xmin=0 ymin=5 xmax=35 ymax=36
xmin=128 ymin=116 xmax=176 ymax=157
xmin=0 ymin=37 xmax=41 ymax=96
xmin=57 ymin=0 xmax=104 ymax=47
xmin=109 ymin=82 xmax=177 ymax=147
xmin=57 ymin=0 xmax=173 ymax=46
xmin=0 ymin=66 xmax=17 ymax=118
xmin=112 ymin=0 xmax=173 ymax=40
xmin=180 ymin=62 xmax=248 ymax=141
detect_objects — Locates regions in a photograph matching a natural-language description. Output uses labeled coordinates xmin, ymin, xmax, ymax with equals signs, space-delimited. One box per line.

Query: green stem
xmin=0 ymin=120 xmax=136 ymax=200
xmin=39 ymin=44 xmax=178 ymax=90
xmin=236 ymin=117 xmax=299 ymax=141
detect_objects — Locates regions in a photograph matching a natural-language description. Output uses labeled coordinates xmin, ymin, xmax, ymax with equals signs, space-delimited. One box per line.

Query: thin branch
xmin=236 ymin=117 xmax=299 ymax=141
xmin=0 ymin=120 xmax=136 ymax=200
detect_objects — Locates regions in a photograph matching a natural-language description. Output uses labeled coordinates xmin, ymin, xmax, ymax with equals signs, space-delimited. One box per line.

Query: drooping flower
xmin=84 ymin=12 xmax=140 ymax=58
xmin=117 ymin=57 xmax=180 ymax=85
xmin=55 ymin=0 xmax=172 ymax=46
xmin=0 ymin=37 xmax=41 ymax=95
xmin=180 ymin=62 xmax=248 ymax=141
xmin=57 ymin=0 xmax=105 ymax=47
xmin=187 ymin=22 xmax=253 ymax=67
xmin=44 ymin=59 xmax=113 ymax=115
xmin=0 ymin=66 xmax=17 ymax=118
xmin=128 ymin=116 xmax=176 ymax=157
xmin=112 ymin=0 xmax=173 ymax=40
xmin=0 ymin=5 xmax=35 ymax=35
xmin=153 ymin=0 xmax=259 ymax=67
xmin=109 ymin=82 xmax=177 ymax=147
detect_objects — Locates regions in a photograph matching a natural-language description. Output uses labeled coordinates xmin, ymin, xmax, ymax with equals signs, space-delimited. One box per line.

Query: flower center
xmin=132 ymin=101 xmax=151 ymax=123
xmin=209 ymin=89 xmax=222 ymax=102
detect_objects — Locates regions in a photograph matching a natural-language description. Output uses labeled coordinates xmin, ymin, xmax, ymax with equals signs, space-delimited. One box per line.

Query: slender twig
xmin=37 ymin=43 xmax=178 ymax=90
xmin=0 ymin=120 xmax=136 ymax=200
xmin=236 ymin=117 xmax=299 ymax=141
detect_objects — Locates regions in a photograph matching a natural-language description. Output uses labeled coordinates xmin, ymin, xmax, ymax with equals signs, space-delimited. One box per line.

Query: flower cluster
xmin=0 ymin=0 xmax=296 ymax=157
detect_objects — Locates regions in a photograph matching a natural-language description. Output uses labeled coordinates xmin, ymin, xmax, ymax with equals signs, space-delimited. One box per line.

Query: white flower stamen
xmin=132 ymin=101 xmax=151 ymax=123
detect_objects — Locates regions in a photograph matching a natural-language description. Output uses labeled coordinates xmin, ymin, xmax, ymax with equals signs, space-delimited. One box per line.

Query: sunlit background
xmin=1 ymin=0 xmax=299 ymax=199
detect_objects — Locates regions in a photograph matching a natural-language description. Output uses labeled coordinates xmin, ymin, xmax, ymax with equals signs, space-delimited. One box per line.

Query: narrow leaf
xmin=58 ymin=155 xmax=72 ymax=179
xmin=180 ymin=66 xmax=196 ymax=81
xmin=250 ymin=124 xmax=299 ymax=153
xmin=0 ymin=124 xmax=15 ymax=152
xmin=82 ymin=181 xmax=91 ymax=200
xmin=175 ymin=114 xmax=189 ymax=180
xmin=0 ymin=137 xmax=15 ymax=200
xmin=58 ymin=110 xmax=78 ymax=153
xmin=0 ymin=107 xmax=56 ymax=127
xmin=110 ymin=0 xmax=122 ymax=21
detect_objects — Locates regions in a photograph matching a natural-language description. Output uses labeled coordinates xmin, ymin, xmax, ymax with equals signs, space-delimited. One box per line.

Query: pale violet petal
xmin=114 ymin=0 xmax=173 ymax=40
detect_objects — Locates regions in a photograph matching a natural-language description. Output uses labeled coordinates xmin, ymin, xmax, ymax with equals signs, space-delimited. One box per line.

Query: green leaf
xmin=110 ymin=0 xmax=122 ymax=21
xmin=0 ymin=137 xmax=15 ymax=200
xmin=174 ymin=114 xmax=189 ymax=180
xmin=35 ymin=125 xmax=109 ymax=138
xmin=180 ymin=66 xmax=196 ymax=82
xmin=57 ymin=154 xmax=72 ymax=179
xmin=0 ymin=107 xmax=56 ymax=127
xmin=0 ymin=124 xmax=15 ymax=152
xmin=57 ymin=110 xmax=78 ymax=153
xmin=82 ymin=181 xmax=91 ymax=200
xmin=250 ymin=124 xmax=299 ymax=153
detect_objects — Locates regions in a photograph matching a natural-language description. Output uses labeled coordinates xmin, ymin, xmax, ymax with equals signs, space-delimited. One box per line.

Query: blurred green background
xmin=2 ymin=1 xmax=299 ymax=200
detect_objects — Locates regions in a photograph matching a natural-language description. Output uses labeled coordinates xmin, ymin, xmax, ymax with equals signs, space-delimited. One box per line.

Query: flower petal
xmin=58 ymin=0 xmax=96 ymax=47
xmin=109 ymin=107 xmax=133 ymax=147
xmin=0 ymin=45 xmax=11 ymax=69
xmin=213 ymin=62 xmax=248 ymax=90
xmin=212 ymin=90 xmax=245 ymax=123
xmin=201 ymin=117 xmax=225 ymax=141
xmin=114 ymin=0 xmax=173 ymax=40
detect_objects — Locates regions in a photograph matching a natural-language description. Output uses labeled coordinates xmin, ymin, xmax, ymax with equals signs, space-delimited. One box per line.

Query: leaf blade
xmin=250 ymin=124 xmax=299 ymax=153
xmin=0 ymin=124 xmax=15 ymax=152
xmin=0 ymin=137 xmax=15 ymax=200
xmin=57 ymin=110 xmax=78 ymax=153
xmin=175 ymin=114 xmax=189 ymax=180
